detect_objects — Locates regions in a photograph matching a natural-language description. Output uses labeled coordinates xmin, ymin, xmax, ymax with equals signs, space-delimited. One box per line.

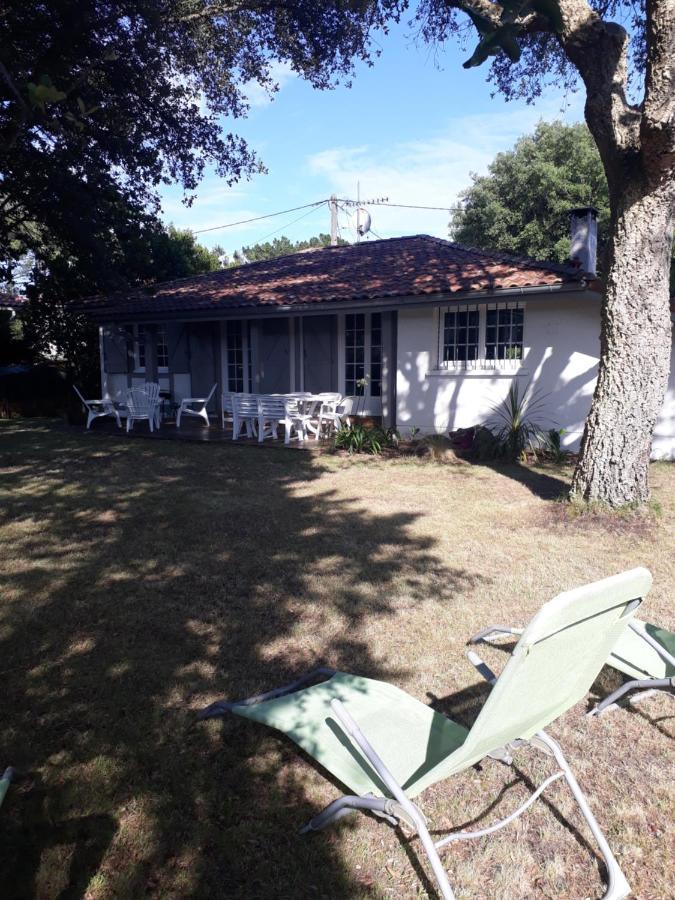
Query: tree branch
xmin=641 ymin=0 xmax=675 ymax=187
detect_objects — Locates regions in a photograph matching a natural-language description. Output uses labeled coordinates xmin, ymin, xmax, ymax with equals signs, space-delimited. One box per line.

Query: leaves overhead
xmin=0 ymin=1 xmax=401 ymax=286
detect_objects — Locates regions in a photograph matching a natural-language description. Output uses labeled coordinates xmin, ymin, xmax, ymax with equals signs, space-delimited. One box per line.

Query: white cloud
xmin=307 ymin=94 xmax=584 ymax=241
xmin=244 ymin=61 xmax=296 ymax=108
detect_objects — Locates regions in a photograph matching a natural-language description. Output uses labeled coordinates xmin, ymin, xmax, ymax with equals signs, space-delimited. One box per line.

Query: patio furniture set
xmin=74 ymin=383 xmax=355 ymax=443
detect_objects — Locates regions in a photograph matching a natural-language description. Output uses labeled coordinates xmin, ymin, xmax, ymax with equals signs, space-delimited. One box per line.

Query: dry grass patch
xmin=0 ymin=419 xmax=673 ymax=899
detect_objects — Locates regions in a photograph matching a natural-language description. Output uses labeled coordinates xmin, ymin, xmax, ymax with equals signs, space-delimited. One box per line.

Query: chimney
xmin=569 ymin=206 xmax=598 ymax=275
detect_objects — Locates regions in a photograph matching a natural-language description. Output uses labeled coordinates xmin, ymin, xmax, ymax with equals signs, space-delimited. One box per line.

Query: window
xmin=157 ymin=326 xmax=169 ymax=369
xmin=126 ymin=324 xmax=146 ymax=371
xmin=370 ymin=313 xmax=382 ymax=397
xmin=485 ymin=307 xmax=524 ymax=362
xmin=227 ymin=320 xmax=245 ymax=391
xmin=443 ymin=309 xmax=479 ymax=365
xmin=345 ymin=313 xmax=366 ymax=395
xmin=437 ymin=303 xmax=525 ymax=370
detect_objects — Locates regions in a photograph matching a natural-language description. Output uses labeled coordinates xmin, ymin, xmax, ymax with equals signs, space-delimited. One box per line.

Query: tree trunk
xmin=570 ymin=187 xmax=674 ymax=506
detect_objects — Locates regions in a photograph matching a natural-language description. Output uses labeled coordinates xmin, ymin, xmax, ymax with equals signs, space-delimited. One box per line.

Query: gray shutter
xmin=102 ymin=324 xmax=130 ymax=374
xmin=167 ymin=323 xmax=189 ymax=372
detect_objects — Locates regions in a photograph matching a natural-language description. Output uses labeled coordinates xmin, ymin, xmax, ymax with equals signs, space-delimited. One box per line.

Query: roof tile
xmin=77 ymin=234 xmax=585 ymax=317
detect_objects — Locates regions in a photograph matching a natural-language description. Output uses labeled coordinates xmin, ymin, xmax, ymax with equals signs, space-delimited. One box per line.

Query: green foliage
xmin=450 ymin=122 xmax=610 ymax=265
xmin=488 ymin=381 xmax=549 ymax=461
xmin=334 ymin=424 xmax=397 ymax=455
xmin=1 ymin=2 xmax=381 ymax=284
xmin=144 ymin=227 xmax=224 ymax=281
xmin=543 ymin=427 xmax=567 ymax=462
xmin=0 ymin=311 xmax=30 ymax=365
xmin=236 ymin=234 xmax=348 ymax=264
xmin=19 ymin=223 xmax=224 ymax=388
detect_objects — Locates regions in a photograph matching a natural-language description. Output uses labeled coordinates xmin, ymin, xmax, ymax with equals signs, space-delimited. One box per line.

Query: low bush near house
xmin=488 ymin=382 xmax=549 ymax=461
xmin=334 ymin=424 xmax=398 ymax=455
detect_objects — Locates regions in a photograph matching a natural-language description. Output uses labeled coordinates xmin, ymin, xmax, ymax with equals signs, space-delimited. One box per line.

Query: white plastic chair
xmin=232 ymin=393 xmax=259 ymax=440
xmin=222 ymin=392 xmax=234 ymax=430
xmin=144 ymin=382 xmax=161 ymax=429
xmin=257 ymin=396 xmax=304 ymax=445
xmin=125 ymin=388 xmax=158 ymax=432
xmin=73 ymin=385 xmax=122 ymax=429
xmin=176 ymin=383 xmax=217 ymax=428
xmin=315 ymin=393 xmax=345 ymax=440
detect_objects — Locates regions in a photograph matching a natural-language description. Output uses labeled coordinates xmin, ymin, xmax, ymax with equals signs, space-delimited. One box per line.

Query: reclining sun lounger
xmin=471 ymin=611 xmax=674 ymax=716
xmin=199 ymin=568 xmax=652 ymax=900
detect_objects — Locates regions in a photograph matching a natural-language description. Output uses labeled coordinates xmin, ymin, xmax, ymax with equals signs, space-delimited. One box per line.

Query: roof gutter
xmin=82 ymin=281 xmax=595 ymax=324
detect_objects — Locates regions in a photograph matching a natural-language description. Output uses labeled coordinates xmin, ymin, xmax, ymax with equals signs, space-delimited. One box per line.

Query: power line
xmin=252 ymin=203 xmax=326 ymax=245
xmin=192 ymin=200 xmax=327 ymax=235
xmin=337 ymin=199 xmax=461 ymax=213
xmin=190 ymin=196 xmax=461 ymax=236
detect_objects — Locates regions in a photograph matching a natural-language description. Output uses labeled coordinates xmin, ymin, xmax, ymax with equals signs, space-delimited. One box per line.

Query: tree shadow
xmin=0 ymin=420 xmax=482 ymax=897
xmin=463 ymin=458 xmax=570 ymax=500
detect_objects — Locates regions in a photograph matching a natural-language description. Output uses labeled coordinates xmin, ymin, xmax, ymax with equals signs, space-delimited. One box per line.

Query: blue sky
xmin=159 ymin=21 xmax=584 ymax=257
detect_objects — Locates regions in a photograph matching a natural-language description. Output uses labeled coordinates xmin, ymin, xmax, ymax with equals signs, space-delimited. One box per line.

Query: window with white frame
xmin=436 ymin=303 xmax=525 ymax=370
xmin=485 ymin=306 xmax=524 ymax=362
xmin=226 ymin=320 xmax=245 ymax=392
xmin=345 ymin=313 xmax=366 ymax=395
xmin=156 ymin=326 xmax=169 ymax=370
xmin=443 ymin=308 xmax=479 ymax=365
xmin=125 ymin=324 xmax=146 ymax=372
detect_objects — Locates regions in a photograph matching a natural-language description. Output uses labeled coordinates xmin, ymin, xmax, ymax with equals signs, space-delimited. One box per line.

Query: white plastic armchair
xmin=232 ymin=393 xmax=259 ymax=439
xmin=144 ymin=382 xmax=162 ymax=428
xmin=176 ymin=383 xmax=217 ymax=428
xmin=73 ymin=385 xmax=122 ymax=429
xmin=315 ymin=393 xmax=344 ymax=440
xmin=125 ymin=388 xmax=158 ymax=432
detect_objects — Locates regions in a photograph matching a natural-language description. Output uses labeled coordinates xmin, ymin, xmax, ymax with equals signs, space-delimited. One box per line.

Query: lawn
xmin=1 ymin=419 xmax=673 ymax=899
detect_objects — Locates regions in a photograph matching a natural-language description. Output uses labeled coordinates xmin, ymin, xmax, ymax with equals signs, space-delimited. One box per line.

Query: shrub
xmin=0 ymin=364 xmax=68 ymax=418
xmin=334 ymin=424 xmax=398 ymax=455
xmin=488 ymin=381 xmax=549 ymax=461
xmin=543 ymin=427 xmax=567 ymax=463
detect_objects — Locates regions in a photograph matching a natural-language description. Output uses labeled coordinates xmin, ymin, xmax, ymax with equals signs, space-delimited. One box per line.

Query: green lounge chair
xmin=471 ymin=613 xmax=674 ymax=716
xmin=200 ymin=568 xmax=652 ymax=900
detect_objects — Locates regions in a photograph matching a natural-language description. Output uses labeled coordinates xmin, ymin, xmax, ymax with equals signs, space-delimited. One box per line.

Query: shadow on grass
xmin=0 ymin=419 xmax=480 ymax=897
xmin=464 ymin=458 xmax=570 ymax=500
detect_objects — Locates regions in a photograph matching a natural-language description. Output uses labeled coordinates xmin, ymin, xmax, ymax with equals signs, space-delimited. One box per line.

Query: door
xmin=188 ymin=323 xmax=217 ymax=407
xmin=259 ymin=320 xmax=291 ymax=394
xmin=303 ymin=316 xmax=338 ymax=393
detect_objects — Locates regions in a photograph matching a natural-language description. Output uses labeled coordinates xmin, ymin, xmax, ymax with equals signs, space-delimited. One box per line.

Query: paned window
xmin=227 ymin=321 xmax=245 ymax=392
xmin=485 ymin=307 xmax=524 ymax=362
xmin=345 ymin=313 xmax=366 ymax=395
xmin=443 ymin=310 xmax=479 ymax=364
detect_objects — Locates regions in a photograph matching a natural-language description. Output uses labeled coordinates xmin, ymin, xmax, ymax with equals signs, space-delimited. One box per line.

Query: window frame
xmin=156 ymin=325 xmax=169 ymax=372
xmin=342 ymin=312 xmax=383 ymax=400
xmin=435 ymin=302 xmax=526 ymax=372
xmin=126 ymin=323 xmax=146 ymax=373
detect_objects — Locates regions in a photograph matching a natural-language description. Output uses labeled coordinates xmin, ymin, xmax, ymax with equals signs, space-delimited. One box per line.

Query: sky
xmin=159 ymin=20 xmax=585 ymax=258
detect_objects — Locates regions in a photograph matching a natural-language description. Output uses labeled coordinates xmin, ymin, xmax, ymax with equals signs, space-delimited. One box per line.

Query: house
xmin=78 ymin=209 xmax=675 ymax=459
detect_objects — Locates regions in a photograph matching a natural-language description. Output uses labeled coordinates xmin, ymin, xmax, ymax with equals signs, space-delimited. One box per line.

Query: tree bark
xmin=565 ymin=0 xmax=675 ymax=505
xmin=570 ymin=188 xmax=674 ymax=505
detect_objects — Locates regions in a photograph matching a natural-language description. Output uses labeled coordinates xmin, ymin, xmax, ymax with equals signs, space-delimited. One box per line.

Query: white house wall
xmin=396 ymin=295 xmax=675 ymax=460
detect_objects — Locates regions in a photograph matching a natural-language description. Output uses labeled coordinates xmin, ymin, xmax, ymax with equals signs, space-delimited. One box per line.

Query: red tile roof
xmin=78 ymin=234 xmax=587 ymax=318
